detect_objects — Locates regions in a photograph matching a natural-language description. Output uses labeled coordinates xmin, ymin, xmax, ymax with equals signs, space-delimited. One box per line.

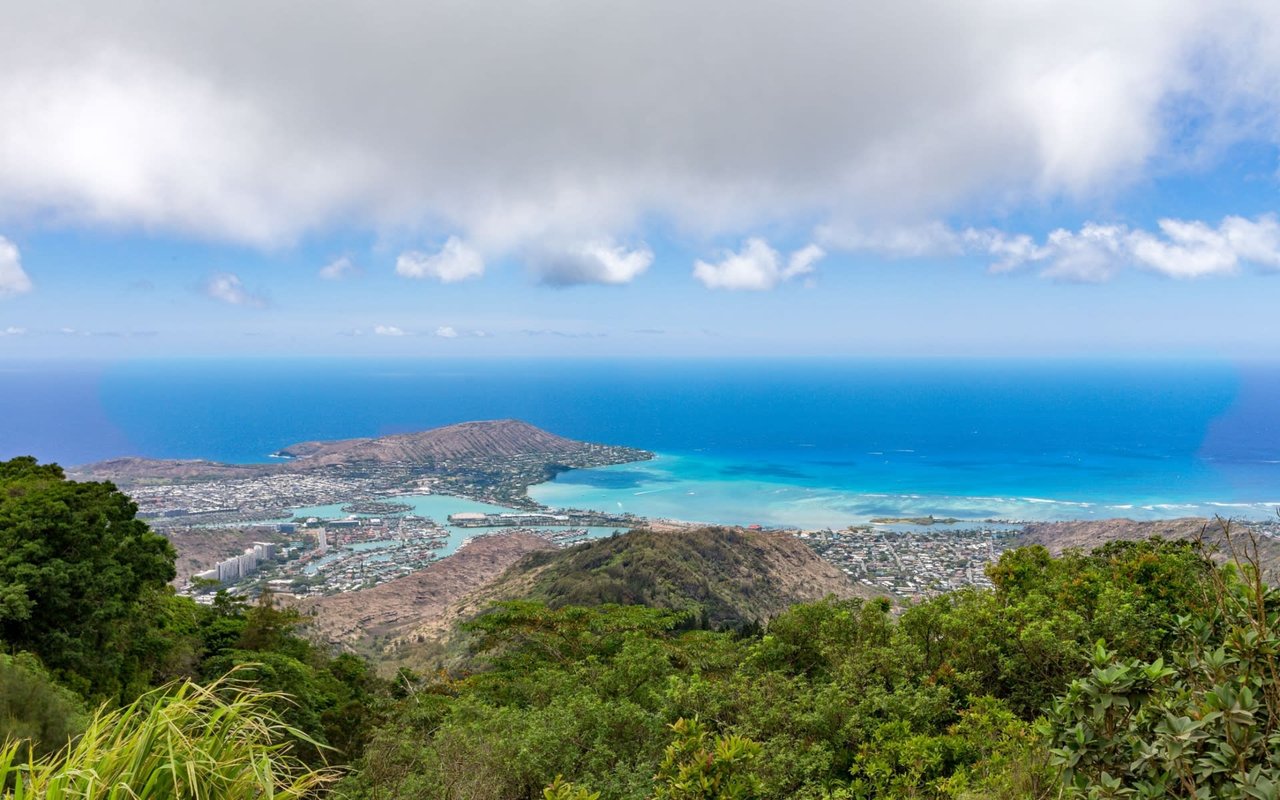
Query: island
xmin=869 ymin=515 xmax=961 ymax=525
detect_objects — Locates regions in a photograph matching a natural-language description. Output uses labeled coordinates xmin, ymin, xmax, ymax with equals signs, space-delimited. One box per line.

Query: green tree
xmin=0 ymin=457 xmax=176 ymax=700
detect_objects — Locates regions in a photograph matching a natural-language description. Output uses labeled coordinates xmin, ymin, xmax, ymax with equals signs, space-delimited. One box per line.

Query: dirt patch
xmin=303 ymin=532 xmax=554 ymax=655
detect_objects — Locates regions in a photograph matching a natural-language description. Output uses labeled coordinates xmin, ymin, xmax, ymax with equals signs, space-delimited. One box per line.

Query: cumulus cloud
xmin=536 ymin=240 xmax=654 ymax=286
xmin=2 ymin=3 xmax=1280 ymax=250
xmin=1010 ymin=216 xmax=1280 ymax=281
xmin=693 ymin=239 xmax=825 ymax=290
xmin=827 ymin=215 xmax=1280 ymax=282
xmin=318 ymin=256 xmax=359 ymax=280
xmin=396 ymin=237 xmax=484 ymax=283
xmin=0 ymin=237 xmax=33 ymax=297
xmin=1125 ymin=216 xmax=1280 ymax=278
xmin=1 ymin=326 xmax=26 ymax=336
xmin=374 ymin=324 xmax=406 ymax=336
xmin=434 ymin=325 xmax=458 ymax=338
xmin=202 ymin=272 xmax=266 ymax=306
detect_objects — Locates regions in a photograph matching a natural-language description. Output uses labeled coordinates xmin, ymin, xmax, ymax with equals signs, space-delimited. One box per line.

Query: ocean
xmin=2 ymin=357 xmax=1278 ymax=526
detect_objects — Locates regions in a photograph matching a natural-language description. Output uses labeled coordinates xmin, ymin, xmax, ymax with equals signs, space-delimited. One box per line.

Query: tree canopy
xmin=0 ymin=457 xmax=175 ymax=699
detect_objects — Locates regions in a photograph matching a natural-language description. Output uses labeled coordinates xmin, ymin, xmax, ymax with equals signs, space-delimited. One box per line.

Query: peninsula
xmin=71 ymin=419 xmax=653 ymax=515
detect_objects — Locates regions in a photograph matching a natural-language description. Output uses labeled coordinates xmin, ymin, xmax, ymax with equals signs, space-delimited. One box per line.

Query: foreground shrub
xmin=0 ymin=670 xmax=336 ymax=798
xmin=0 ymin=653 xmax=86 ymax=759
xmin=1048 ymin=525 xmax=1280 ymax=798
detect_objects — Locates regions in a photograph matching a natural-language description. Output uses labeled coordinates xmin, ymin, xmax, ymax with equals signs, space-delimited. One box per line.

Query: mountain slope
xmin=503 ymin=526 xmax=872 ymax=627
xmin=71 ymin=419 xmax=650 ymax=484
xmin=307 ymin=532 xmax=554 ymax=650
xmin=1014 ymin=517 xmax=1280 ymax=581
xmin=362 ymin=526 xmax=875 ymax=672
xmin=273 ymin=419 xmax=622 ymax=465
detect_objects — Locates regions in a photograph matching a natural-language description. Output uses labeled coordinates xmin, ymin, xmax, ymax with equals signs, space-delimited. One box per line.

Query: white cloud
xmin=693 ymin=238 xmax=825 ymax=291
xmin=1037 ymin=224 xmax=1130 ymax=282
xmin=964 ymin=230 xmax=1046 ymax=274
xmin=434 ymin=325 xmax=458 ymax=338
xmin=1126 ymin=216 xmax=1280 ymax=278
xmin=786 ymin=244 xmax=825 ymax=279
xmin=374 ymin=324 xmax=406 ymax=336
xmin=2 ymin=3 xmax=1280 ymax=249
xmin=536 ymin=239 xmax=654 ymax=286
xmin=202 ymin=272 xmax=266 ymax=306
xmin=396 ymin=237 xmax=484 ymax=283
xmin=318 ymin=256 xmax=359 ymax=280
xmin=827 ymin=214 xmax=1280 ymax=282
xmin=1 ymin=326 xmax=26 ymax=336
xmin=1024 ymin=216 xmax=1280 ymax=281
xmin=0 ymin=237 xmax=33 ymax=297
xmin=818 ymin=222 xmax=965 ymax=259
xmin=818 ymin=223 xmax=1045 ymax=273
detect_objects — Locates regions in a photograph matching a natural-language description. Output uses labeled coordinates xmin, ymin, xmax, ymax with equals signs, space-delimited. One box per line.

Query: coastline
xmin=529 ymin=451 xmax=1280 ymax=529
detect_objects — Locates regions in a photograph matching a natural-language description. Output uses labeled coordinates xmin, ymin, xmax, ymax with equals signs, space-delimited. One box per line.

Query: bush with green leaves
xmin=0 ymin=653 xmax=86 ymax=759
xmin=1047 ymin=528 xmax=1280 ymax=799
xmin=652 ymin=718 xmax=761 ymax=800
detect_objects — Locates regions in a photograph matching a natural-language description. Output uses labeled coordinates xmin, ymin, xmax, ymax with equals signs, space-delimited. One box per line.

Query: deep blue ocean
xmin=2 ymin=358 xmax=1278 ymax=526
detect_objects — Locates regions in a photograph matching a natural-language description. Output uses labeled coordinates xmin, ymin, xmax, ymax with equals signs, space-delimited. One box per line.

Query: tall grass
xmin=0 ymin=669 xmax=337 ymax=799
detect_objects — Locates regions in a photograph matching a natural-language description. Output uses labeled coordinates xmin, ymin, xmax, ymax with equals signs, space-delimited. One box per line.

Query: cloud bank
xmin=825 ymin=215 xmax=1280 ymax=282
xmin=3 ymin=1 xmax=1280 ymax=255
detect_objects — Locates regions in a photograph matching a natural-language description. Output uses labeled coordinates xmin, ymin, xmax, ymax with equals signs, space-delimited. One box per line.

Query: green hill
xmin=374 ymin=526 xmax=872 ymax=672
xmin=507 ymin=526 xmax=871 ymax=627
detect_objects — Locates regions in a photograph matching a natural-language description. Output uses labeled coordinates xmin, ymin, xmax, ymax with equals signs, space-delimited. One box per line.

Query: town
xmin=798 ymin=525 xmax=1017 ymax=599
xmin=178 ymin=510 xmax=630 ymax=598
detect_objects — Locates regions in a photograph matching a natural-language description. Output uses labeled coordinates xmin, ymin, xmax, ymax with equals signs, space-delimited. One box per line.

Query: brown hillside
xmin=274 ymin=419 xmax=594 ymax=465
xmin=1014 ymin=517 xmax=1280 ymax=581
xmin=69 ymin=457 xmax=263 ymax=483
xmin=305 ymin=532 xmax=554 ymax=651
xmin=377 ymin=526 xmax=876 ymax=674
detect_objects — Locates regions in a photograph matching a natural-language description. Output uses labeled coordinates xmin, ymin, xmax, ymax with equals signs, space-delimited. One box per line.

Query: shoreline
xmin=528 ymin=455 xmax=1280 ymax=530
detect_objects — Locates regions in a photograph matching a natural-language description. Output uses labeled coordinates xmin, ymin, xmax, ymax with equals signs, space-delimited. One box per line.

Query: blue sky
xmin=3 ymin=1 xmax=1280 ymax=358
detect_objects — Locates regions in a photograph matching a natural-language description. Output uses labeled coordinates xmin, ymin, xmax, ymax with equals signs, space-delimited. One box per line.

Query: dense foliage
xmin=0 ymin=654 xmax=85 ymax=759
xmin=1 ymin=456 xmax=1276 ymax=798
xmin=511 ymin=527 xmax=830 ymax=629
xmin=0 ymin=457 xmax=175 ymax=700
xmin=1047 ymin=536 xmax=1280 ymax=798
xmin=342 ymin=535 xmax=1254 ymax=800
xmin=0 ymin=457 xmax=382 ymax=769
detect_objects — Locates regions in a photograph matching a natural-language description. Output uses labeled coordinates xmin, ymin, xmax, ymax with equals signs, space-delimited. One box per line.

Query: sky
xmin=3 ymin=1 xmax=1280 ymax=358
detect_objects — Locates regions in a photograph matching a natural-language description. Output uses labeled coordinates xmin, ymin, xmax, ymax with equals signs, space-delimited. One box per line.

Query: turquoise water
xmin=291 ymin=493 xmax=629 ymax=555
xmin=530 ymin=453 xmax=1265 ymax=526
xmin=3 ymin=358 xmax=1278 ymax=526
